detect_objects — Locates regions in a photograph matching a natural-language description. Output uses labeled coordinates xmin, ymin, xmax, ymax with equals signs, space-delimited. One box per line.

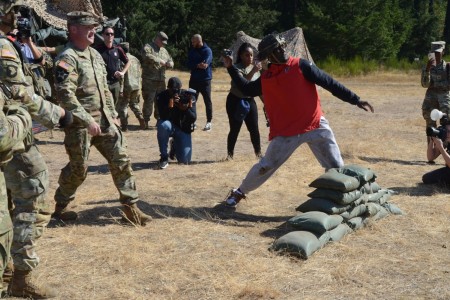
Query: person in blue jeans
xmin=156 ymin=77 xmax=197 ymax=168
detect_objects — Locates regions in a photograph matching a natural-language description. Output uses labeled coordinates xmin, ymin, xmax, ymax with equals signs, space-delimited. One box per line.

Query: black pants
xmin=189 ymin=79 xmax=212 ymax=122
xmin=422 ymin=166 xmax=450 ymax=186
xmin=226 ymin=93 xmax=261 ymax=157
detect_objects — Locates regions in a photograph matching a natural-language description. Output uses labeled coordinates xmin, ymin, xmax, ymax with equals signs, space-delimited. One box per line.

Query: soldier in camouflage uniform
xmin=141 ymin=31 xmax=174 ymax=129
xmin=421 ymin=41 xmax=450 ymax=128
xmin=0 ymin=91 xmax=32 ymax=295
xmin=117 ymin=42 xmax=145 ymax=131
xmin=53 ymin=11 xmax=150 ymax=226
xmin=0 ymin=1 xmax=73 ymax=298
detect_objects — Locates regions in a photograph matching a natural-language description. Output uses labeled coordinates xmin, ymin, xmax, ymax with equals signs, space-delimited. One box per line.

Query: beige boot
xmin=9 ymin=269 xmax=56 ymax=299
xmin=1 ymin=259 xmax=13 ymax=295
xmin=51 ymin=203 xmax=78 ymax=221
xmin=121 ymin=203 xmax=151 ymax=226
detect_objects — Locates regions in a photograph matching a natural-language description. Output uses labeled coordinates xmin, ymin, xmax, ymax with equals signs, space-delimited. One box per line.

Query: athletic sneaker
xmin=159 ymin=159 xmax=169 ymax=169
xmin=203 ymin=122 xmax=212 ymax=131
xmin=225 ymin=188 xmax=246 ymax=207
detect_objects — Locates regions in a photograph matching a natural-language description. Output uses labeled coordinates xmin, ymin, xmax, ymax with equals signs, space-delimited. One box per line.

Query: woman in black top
xmin=423 ymin=127 xmax=450 ymax=186
xmin=226 ymin=43 xmax=262 ymax=159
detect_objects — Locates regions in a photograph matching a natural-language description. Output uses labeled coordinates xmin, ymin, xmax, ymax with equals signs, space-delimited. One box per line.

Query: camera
xmin=170 ymin=88 xmax=196 ymax=108
xmin=17 ymin=17 xmax=31 ymax=39
xmin=426 ymin=115 xmax=449 ymax=141
xmin=222 ymin=49 xmax=233 ymax=56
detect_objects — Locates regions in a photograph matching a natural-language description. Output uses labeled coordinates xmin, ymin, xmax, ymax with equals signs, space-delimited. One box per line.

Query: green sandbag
xmin=309 ymin=170 xmax=360 ymax=192
xmin=271 ymin=231 xmax=321 ymax=259
xmin=366 ymin=202 xmax=381 ymax=216
xmin=347 ymin=216 xmax=368 ymax=230
xmin=360 ymin=181 xmax=381 ymax=194
xmin=296 ymin=198 xmax=351 ymax=214
xmin=288 ymin=211 xmax=343 ymax=235
xmin=308 ymin=189 xmax=362 ymax=205
xmin=340 ymin=204 xmax=368 ymax=221
xmin=336 ymin=164 xmax=376 ymax=183
xmin=382 ymin=202 xmax=404 ymax=215
xmin=329 ymin=223 xmax=353 ymax=242
xmin=367 ymin=189 xmax=389 ymax=202
xmin=372 ymin=206 xmax=389 ymax=221
xmin=318 ymin=231 xmax=331 ymax=247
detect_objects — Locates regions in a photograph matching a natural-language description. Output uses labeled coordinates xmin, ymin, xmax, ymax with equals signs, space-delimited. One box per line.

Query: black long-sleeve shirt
xmin=156 ymin=89 xmax=197 ymax=134
xmin=227 ymin=58 xmax=361 ymax=105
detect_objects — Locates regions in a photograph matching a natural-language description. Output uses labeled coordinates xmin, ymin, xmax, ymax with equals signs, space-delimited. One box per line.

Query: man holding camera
xmin=423 ymin=119 xmax=450 ymax=185
xmin=156 ymin=77 xmax=196 ymax=168
xmin=221 ymin=33 xmax=374 ymax=208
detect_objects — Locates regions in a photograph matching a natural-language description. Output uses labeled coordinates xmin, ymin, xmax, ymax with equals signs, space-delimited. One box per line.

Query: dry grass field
xmin=22 ymin=68 xmax=449 ymax=300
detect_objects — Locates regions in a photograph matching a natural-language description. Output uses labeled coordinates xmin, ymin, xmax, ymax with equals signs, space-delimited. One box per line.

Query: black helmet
xmin=257 ymin=34 xmax=285 ymax=60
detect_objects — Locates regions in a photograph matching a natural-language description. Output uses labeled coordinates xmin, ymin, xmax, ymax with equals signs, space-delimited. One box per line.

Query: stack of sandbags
xmin=270 ymin=165 xmax=403 ymax=259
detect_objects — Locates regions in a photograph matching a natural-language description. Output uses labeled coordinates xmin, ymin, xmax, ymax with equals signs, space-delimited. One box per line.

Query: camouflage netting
xmin=229 ymin=27 xmax=314 ymax=63
xmin=25 ymin=0 xmax=104 ymax=30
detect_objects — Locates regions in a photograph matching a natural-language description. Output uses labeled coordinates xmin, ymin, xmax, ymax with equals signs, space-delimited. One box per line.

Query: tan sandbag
xmin=271 ymin=231 xmax=321 ymax=259
xmin=288 ymin=211 xmax=343 ymax=235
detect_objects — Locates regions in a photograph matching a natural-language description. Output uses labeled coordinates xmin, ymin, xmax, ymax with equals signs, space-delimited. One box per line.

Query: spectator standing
xmin=221 ymin=34 xmax=374 ymax=208
xmin=117 ymin=42 xmax=146 ymax=131
xmin=53 ymin=11 xmax=150 ymax=226
xmin=188 ymin=34 xmax=213 ymax=131
xmin=141 ymin=31 xmax=174 ymax=129
xmin=96 ymin=26 xmax=130 ymax=107
xmin=226 ymin=43 xmax=262 ymax=159
xmin=156 ymin=77 xmax=196 ymax=168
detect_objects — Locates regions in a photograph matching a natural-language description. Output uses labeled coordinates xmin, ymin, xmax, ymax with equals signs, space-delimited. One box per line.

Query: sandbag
xmin=308 ymin=189 xmax=361 ymax=205
xmin=329 ymin=223 xmax=353 ymax=242
xmin=367 ymin=189 xmax=390 ymax=202
xmin=309 ymin=170 xmax=360 ymax=192
xmin=271 ymin=231 xmax=321 ymax=259
xmin=318 ymin=231 xmax=331 ymax=247
xmin=360 ymin=181 xmax=381 ymax=194
xmin=336 ymin=164 xmax=376 ymax=183
xmin=296 ymin=198 xmax=351 ymax=214
xmin=372 ymin=206 xmax=389 ymax=221
xmin=347 ymin=216 xmax=368 ymax=230
xmin=382 ymin=202 xmax=404 ymax=215
xmin=288 ymin=211 xmax=343 ymax=235
xmin=366 ymin=202 xmax=381 ymax=216
xmin=340 ymin=204 xmax=368 ymax=221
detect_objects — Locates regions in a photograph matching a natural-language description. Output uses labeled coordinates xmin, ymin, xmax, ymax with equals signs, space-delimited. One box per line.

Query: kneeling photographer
xmin=156 ymin=77 xmax=197 ymax=168
xmin=423 ymin=114 xmax=450 ymax=185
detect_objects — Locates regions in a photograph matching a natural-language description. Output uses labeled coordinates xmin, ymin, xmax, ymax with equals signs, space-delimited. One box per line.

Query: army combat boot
xmin=51 ymin=203 xmax=78 ymax=221
xmin=121 ymin=203 xmax=151 ymax=226
xmin=138 ymin=117 xmax=146 ymax=130
xmin=9 ymin=269 xmax=56 ymax=299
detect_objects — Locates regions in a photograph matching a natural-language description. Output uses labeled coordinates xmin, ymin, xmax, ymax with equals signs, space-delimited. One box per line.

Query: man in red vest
xmin=221 ymin=33 xmax=374 ymax=208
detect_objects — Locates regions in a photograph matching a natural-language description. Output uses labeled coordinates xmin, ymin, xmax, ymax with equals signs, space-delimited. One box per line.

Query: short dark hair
xmin=102 ymin=26 xmax=114 ymax=34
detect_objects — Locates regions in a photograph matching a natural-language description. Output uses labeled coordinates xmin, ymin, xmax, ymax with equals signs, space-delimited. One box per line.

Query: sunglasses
xmin=104 ymin=32 xmax=114 ymax=36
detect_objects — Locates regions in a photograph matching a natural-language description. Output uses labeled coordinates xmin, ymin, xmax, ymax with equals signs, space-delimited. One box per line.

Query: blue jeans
xmin=157 ymin=120 xmax=192 ymax=164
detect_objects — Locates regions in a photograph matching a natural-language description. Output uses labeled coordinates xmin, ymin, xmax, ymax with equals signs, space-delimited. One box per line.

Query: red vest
xmin=261 ymin=57 xmax=322 ymax=140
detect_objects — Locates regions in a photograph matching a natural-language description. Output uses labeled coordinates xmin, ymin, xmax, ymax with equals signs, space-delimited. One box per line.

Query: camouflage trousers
xmin=117 ymin=89 xmax=144 ymax=126
xmin=4 ymin=145 xmax=52 ymax=271
xmin=142 ymin=79 xmax=166 ymax=122
xmin=422 ymin=88 xmax=450 ymax=127
xmin=54 ymin=125 xmax=139 ymax=206
xmin=0 ymin=170 xmax=13 ymax=287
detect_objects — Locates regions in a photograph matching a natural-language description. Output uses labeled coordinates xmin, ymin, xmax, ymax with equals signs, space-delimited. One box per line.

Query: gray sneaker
xmin=159 ymin=159 xmax=169 ymax=169
xmin=203 ymin=122 xmax=212 ymax=131
xmin=225 ymin=188 xmax=246 ymax=207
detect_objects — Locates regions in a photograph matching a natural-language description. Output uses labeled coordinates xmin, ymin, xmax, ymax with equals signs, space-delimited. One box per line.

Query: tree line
xmin=102 ymin=0 xmax=450 ymax=68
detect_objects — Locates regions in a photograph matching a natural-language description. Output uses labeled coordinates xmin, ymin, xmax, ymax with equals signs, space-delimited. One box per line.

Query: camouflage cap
xmin=431 ymin=41 xmax=446 ymax=53
xmin=0 ymin=0 xmax=24 ymax=17
xmin=157 ymin=31 xmax=168 ymax=44
xmin=67 ymin=11 xmax=100 ymax=26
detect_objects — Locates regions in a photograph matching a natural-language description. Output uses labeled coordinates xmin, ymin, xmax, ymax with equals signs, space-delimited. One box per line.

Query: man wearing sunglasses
xmin=221 ymin=33 xmax=374 ymax=208
xmin=96 ymin=26 xmax=131 ymax=108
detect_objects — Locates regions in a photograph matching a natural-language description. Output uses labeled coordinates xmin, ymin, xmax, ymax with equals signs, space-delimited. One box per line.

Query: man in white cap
xmin=421 ymin=41 xmax=450 ymax=163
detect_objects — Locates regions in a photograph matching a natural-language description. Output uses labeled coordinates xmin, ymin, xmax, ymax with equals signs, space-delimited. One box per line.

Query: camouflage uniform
xmin=53 ymin=41 xmax=140 ymax=207
xmin=117 ymin=53 xmax=144 ymax=128
xmin=141 ymin=39 xmax=173 ymax=124
xmin=0 ymin=95 xmax=32 ymax=291
xmin=0 ymin=37 xmax=65 ymax=272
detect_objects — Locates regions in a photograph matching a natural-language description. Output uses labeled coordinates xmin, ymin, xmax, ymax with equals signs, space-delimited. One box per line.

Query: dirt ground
xmin=18 ymin=69 xmax=450 ymax=299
